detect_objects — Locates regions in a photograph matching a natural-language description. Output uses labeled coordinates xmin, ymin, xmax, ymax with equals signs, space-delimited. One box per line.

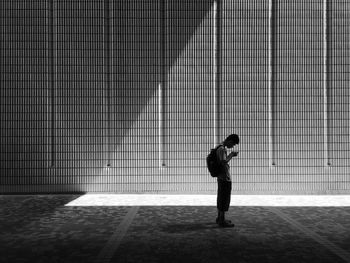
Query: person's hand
xmin=226 ymin=150 xmax=238 ymax=162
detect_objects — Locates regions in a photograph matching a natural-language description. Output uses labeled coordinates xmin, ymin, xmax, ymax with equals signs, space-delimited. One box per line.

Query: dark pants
xmin=217 ymin=180 xmax=232 ymax=212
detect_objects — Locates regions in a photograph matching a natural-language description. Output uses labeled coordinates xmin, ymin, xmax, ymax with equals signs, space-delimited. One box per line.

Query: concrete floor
xmin=1 ymin=195 xmax=350 ymax=263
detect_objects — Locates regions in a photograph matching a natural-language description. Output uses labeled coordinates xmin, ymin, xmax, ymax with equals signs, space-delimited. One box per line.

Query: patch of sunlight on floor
xmin=65 ymin=194 xmax=350 ymax=207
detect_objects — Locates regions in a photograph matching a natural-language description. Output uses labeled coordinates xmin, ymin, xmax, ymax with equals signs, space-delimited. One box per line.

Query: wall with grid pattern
xmin=1 ymin=0 xmax=349 ymax=193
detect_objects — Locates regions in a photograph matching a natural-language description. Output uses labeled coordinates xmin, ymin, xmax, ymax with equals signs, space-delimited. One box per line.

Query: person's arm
xmin=217 ymin=146 xmax=238 ymax=165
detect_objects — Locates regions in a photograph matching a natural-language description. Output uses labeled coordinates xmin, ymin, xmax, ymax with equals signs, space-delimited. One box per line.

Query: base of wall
xmin=1 ymin=186 xmax=350 ymax=195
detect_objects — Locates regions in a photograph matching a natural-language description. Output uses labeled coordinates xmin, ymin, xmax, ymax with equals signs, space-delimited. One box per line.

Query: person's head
xmin=223 ymin=134 xmax=239 ymax=148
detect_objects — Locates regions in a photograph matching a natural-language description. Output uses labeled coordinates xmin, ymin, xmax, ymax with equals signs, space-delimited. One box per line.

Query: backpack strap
xmin=215 ymin=144 xmax=223 ymax=151
xmin=215 ymin=144 xmax=225 ymax=162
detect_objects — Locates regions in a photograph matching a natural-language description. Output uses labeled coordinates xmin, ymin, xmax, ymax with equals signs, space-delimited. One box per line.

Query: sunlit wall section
xmin=328 ymin=0 xmax=350 ymax=191
xmin=166 ymin=0 xmax=215 ymax=192
xmin=274 ymin=0 xmax=325 ymax=191
xmin=221 ymin=0 xmax=350 ymax=193
xmin=222 ymin=1 xmax=270 ymax=191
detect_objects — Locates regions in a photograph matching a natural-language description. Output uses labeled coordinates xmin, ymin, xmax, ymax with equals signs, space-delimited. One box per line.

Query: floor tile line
xmin=95 ymin=206 xmax=139 ymax=263
xmin=268 ymin=207 xmax=350 ymax=263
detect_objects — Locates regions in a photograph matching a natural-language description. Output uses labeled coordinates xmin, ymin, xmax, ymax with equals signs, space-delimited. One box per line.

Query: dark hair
xmin=224 ymin=134 xmax=239 ymax=144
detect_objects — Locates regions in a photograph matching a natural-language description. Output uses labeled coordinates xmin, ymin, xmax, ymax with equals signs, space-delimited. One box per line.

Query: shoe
xmin=216 ymin=217 xmax=232 ymax=224
xmin=218 ymin=220 xmax=234 ymax=228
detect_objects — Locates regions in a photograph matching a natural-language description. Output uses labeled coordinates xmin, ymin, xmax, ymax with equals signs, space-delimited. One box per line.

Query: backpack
xmin=206 ymin=145 xmax=223 ymax=177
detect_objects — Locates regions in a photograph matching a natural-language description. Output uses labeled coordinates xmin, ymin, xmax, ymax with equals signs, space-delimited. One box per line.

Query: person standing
xmin=216 ymin=134 xmax=239 ymax=227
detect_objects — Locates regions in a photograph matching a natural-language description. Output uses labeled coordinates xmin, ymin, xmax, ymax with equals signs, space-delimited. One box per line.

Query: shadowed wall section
xmin=54 ymin=1 xmax=105 ymax=190
xmin=1 ymin=1 xmax=48 ymax=190
xmin=0 ymin=0 xmax=349 ymax=193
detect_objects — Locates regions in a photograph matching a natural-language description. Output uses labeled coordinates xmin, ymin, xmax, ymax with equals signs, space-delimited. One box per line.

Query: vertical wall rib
xmin=323 ymin=0 xmax=330 ymax=167
xmin=46 ymin=0 xmax=52 ymax=168
xmin=213 ymin=0 xmax=221 ymax=146
xmin=158 ymin=0 xmax=166 ymax=168
xmin=104 ymin=0 xmax=111 ymax=167
xmin=46 ymin=0 xmax=56 ymax=168
xmin=268 ymin=0 xmax=275 ymax=166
